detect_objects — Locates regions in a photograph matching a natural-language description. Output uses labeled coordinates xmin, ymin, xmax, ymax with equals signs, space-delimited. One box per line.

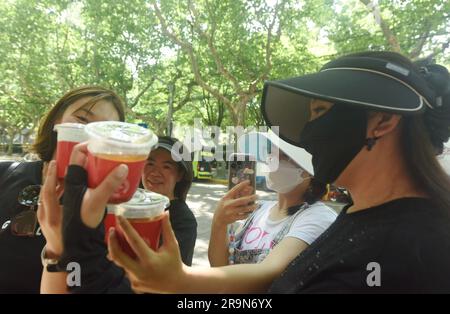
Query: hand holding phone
xmin=213 ymin=180 xmax=258 ymax=225
xmin=228 ymin=153 xmax=256 ymax=201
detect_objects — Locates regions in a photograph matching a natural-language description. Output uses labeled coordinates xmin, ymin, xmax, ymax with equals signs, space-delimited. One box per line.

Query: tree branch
xmin=409 ymin=23 xmax=431 ymax=59
xmin=192 ymin=104 xmax=207 ymax=122
xmin=420 ymin=41 xmax=450 ymax=61
xmin=174 ymin=80 xmax=196 ymax=112
xmin=129 ymin=77 xmax=157 ymax=109
xmin=152 ymin=1 xmax=233 ymax=111
xmin=187 ymin=0 xmax=243 ymax=93
xmin=250 ymin=0 xmax=285 ymax=91
xmin=360 ymin=0 xmax=401 ymax=52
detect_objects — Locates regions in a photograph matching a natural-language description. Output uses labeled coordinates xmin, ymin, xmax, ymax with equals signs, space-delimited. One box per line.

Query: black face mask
xmin=298 ymin=103 xmax=368 ymax=184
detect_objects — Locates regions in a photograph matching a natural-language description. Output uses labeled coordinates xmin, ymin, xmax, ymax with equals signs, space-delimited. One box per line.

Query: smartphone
xmin=228 ymin=153 xmax=256 ymax=196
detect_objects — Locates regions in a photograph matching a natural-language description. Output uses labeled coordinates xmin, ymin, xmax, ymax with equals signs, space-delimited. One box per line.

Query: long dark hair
xmin=288 ymin=178 xmax=327 ymax=216
xmin=351 ymin=51 xmax=450 ymax=211
xmin=402 ymin=115 xmax=450 ymax=211
xmin=32 ymin=86 xmax=125 ymax=161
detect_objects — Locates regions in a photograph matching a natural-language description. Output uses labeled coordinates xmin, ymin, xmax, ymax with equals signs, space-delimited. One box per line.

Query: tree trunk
xmin=236 ymin=111 xmax=246 ymax=128
xmin=230 ymin=102 xmax=247 ymax=127
xmin=7 ymin=132 xmax=15 ymax=156
xmin=360 ymin=0 xmax=401 ymax=52
xmin=236 ymin=102 xmax=246 ymax=128
xmin=166 ymin=83 xmax=174 ymax=136
xmin=216 ymin=101 xmax=224 ymax=128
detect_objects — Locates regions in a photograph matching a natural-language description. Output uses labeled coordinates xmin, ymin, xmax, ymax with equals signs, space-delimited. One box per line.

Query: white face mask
xmin=264 ymin=159 xmax=309 ymax=194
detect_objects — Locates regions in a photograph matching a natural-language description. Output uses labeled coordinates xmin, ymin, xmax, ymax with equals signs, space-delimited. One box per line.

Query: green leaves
xmin=0 ymin=0 xmax=449 ymax=150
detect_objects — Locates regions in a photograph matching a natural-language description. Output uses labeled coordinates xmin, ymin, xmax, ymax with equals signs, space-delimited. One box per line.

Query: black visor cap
xmin=261 ymin=55 xmax=434 ymax=146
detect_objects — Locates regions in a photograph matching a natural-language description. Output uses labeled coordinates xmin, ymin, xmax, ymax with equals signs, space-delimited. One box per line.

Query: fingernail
xmin=108 ymin=233 xmax=114 ymax=243
xmin=109 ymin=227 xmax=115 ymax=236
xmin=116 ymin=164 xmax=128 ymax=178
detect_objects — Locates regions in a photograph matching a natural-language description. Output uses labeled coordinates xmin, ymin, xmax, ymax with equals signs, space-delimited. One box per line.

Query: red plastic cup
xmin=109 ymin=189 xmax=169 ymax=258
xmin=54 ymin=123 xmax=87 ymax=179
xmin=85 ymin=121 xmax=158 ymax=204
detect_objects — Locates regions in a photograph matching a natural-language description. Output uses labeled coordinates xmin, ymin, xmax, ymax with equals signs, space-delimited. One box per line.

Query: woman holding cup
xmin=39 ymin=134 xmax=196 ymax=293
xmin=54 ymin=51 xmax=450 ymax=293
xmin=83 ymin=121 xmax=158 ymax=204
xmin=0 ymin=86 xmax=125 ymax=293
xmin=45 ymin=120 xmax=158 ymax=294
xmin=103 ymin=136 xmax=197 ymax=266
xmin=39 ymin=133 xmax=333 ymax=294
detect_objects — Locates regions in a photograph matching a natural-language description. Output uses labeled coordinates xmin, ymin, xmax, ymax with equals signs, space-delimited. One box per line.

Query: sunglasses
xmin=0 ymin=185 xmax=41 ymax=237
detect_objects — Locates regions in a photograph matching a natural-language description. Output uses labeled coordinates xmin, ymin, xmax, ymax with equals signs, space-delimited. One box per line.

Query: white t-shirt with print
xmin=238 ymin=200 xmax=337 ymax=251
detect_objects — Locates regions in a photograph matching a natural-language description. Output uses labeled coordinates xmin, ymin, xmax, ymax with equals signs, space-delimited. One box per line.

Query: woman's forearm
xmin=177 ymin=262 xmax=278 ymax=294
xmin=176 ymin=238 xmax=308 ymax=294
xmin=41 ymin=270 xmax=68 ymax=294
xmin=208 ymin=222 xmax=229 ymax=266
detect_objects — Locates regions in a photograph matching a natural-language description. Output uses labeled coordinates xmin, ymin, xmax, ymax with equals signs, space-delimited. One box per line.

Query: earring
xmin=366 ymin=137 xmax=379 ymax=151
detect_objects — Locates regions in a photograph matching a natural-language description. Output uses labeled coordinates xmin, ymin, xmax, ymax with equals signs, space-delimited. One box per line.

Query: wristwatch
xmin=41 ymin=246 xmax=63 ymax=272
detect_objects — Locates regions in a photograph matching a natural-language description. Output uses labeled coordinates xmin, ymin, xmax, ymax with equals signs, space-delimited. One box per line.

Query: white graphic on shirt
xmin=366 ymin=262 xmax=381 ymax=287
xmin=1 ymin=220 xmax=11 ymax=230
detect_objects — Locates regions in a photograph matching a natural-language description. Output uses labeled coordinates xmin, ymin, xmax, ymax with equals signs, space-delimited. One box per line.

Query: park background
xmin=1 ymin=0 xmax=449 ymax=265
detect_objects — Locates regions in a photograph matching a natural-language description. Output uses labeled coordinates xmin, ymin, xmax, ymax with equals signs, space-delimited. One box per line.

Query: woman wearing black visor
xmin=261 ymin=51 xmax=450 ymax=293
xmin=46 ymin=51 xmax=450 ymax=293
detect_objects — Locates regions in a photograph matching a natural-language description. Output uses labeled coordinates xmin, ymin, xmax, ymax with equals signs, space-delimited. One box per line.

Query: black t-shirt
xmin=268 ymin=198 xmax=450 ymax=293
xmin=60 ymin=165 xmax=198 ymax=293
xmin=0 ymin=161 xmax=44 ymax=294
xmin=167 ymin=199 xmax=197 ymax=266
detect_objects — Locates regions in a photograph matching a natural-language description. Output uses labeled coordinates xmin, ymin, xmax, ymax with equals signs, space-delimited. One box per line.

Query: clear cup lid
xmin=54 ymin=123 xmax=86 ymax=131
xmin=115 ymin=188 xmax=170 ymax=219
xmin=54 ymin=123 xmax=87 ymax=142
xmin=126 ymin=188 xmax=169 ymax=206
xmin=85 ymin=121 xmax=156 ymax=145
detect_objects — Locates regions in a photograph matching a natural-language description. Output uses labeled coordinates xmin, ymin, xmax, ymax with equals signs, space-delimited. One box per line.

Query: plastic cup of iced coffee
xmin=108 ymin=188 xmax=169 ymax=258
xmin=84 ymin=121 xmax=158 ymax=204
xmin=54 ymin=123 xmax=88 ymax=179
